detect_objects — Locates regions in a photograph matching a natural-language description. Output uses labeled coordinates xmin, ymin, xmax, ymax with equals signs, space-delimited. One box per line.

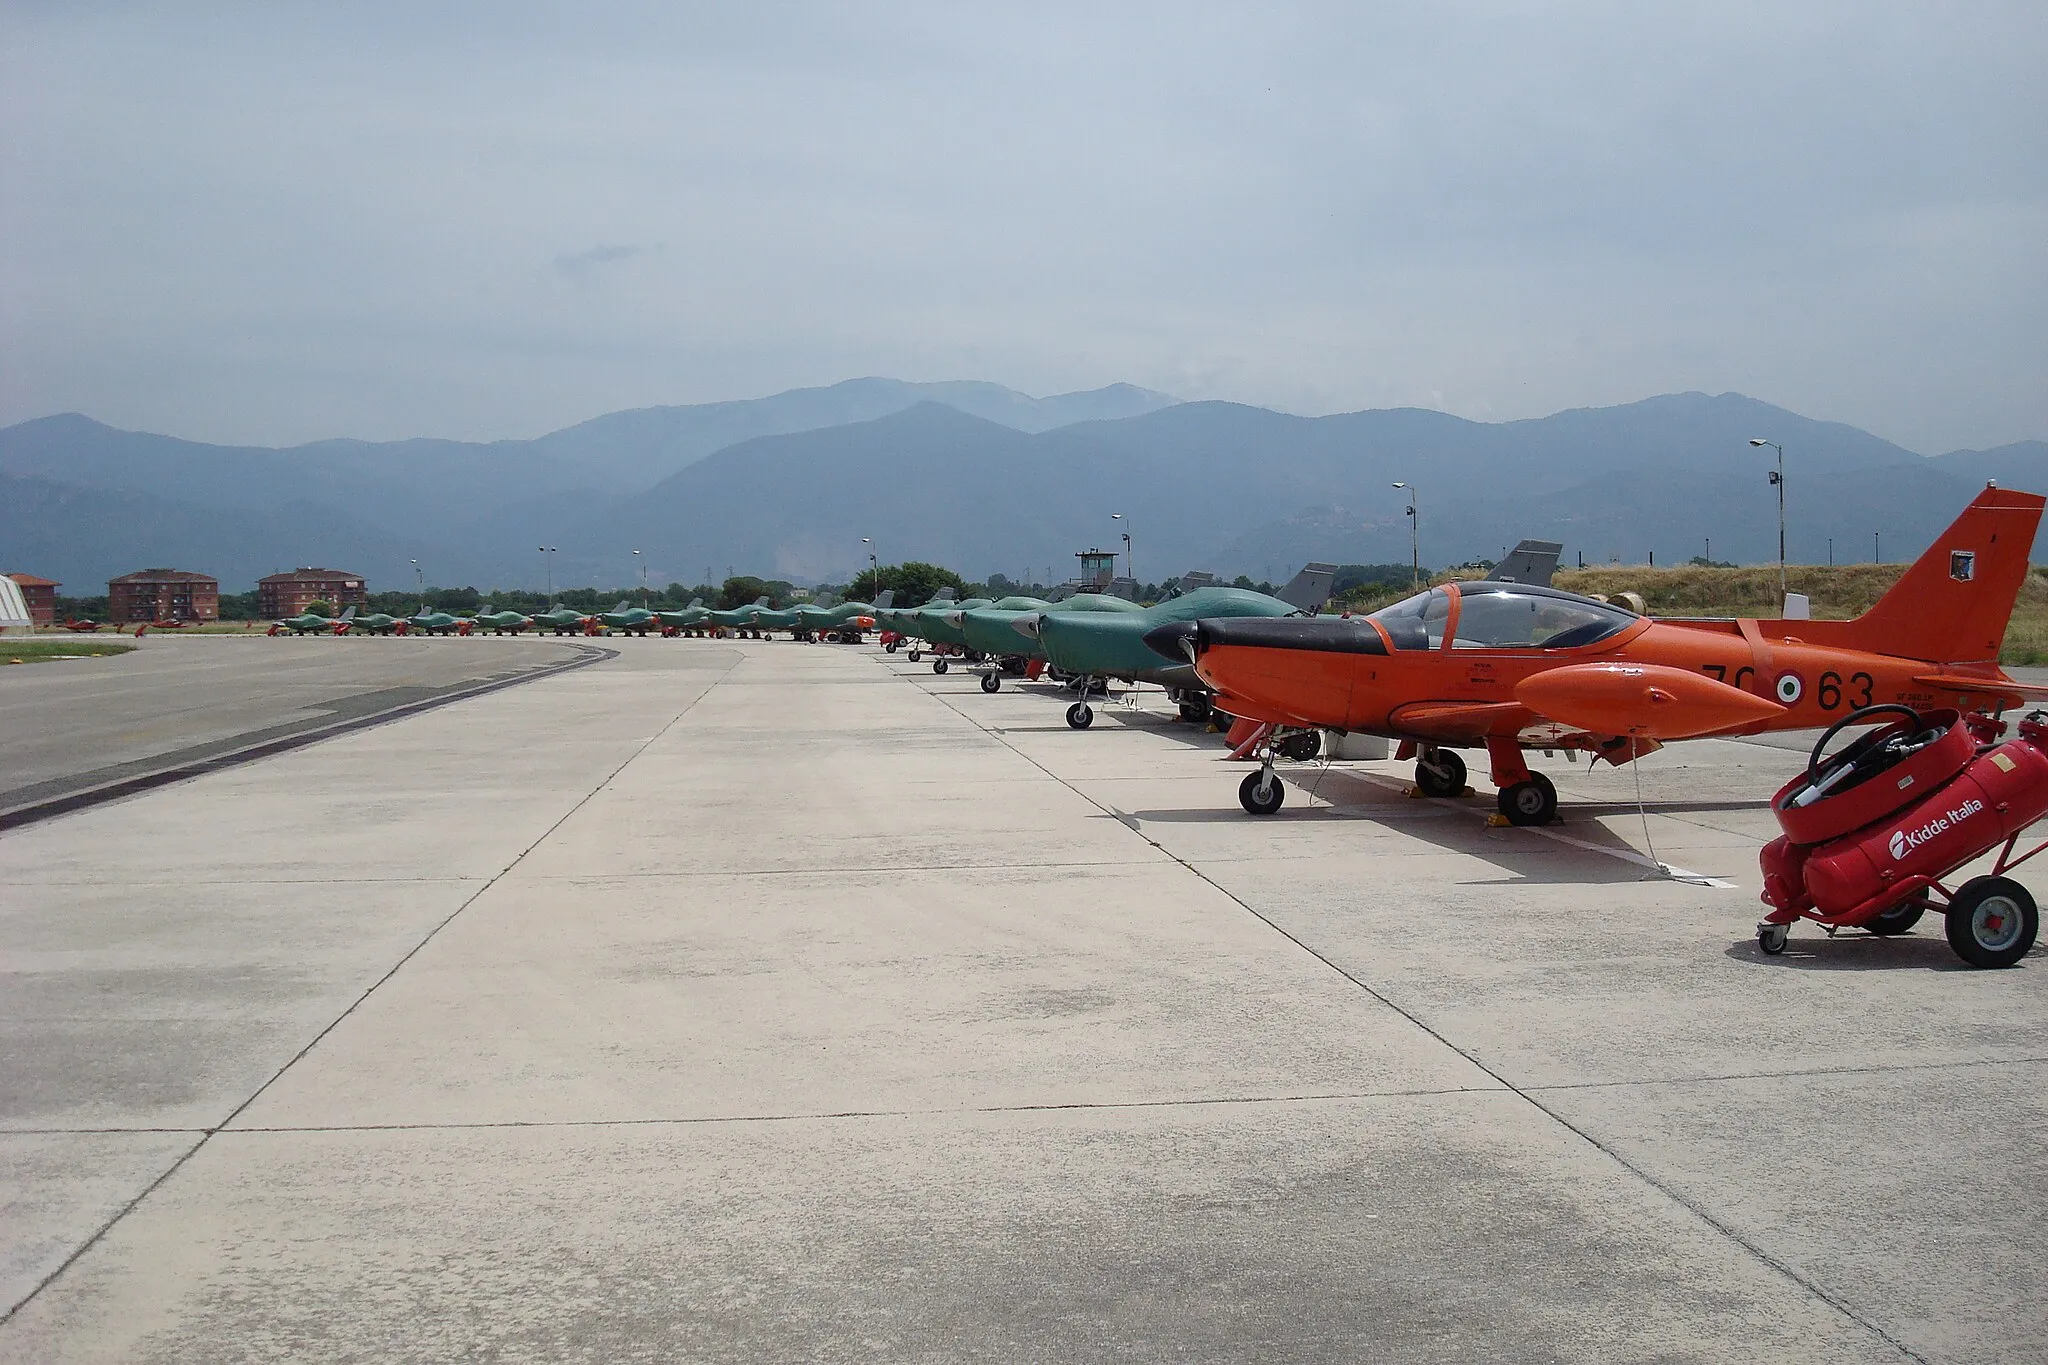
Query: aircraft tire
xmin=1497 ymin=773 xmax=1557 ymax=827
xmin=1415 ymin=749 xmax=1467 ymax=798
xmin=1066 ymin=702 xmax=1094 ymax=730
xmin=1239 ymin=771 xmax=1285 ymax=816
xmin=1864 ymin=902 xmax=1926 ymax=936
xmin=1946 ymin=877 xmax=2038 ymax=968
xmin=908 ymin=649 xmax=921 ymax=662
xmin=933 ymin=659 xmax=949 ymax=674
xmin=1278 ymin=730 xmax=1322 ymax=762
xmin=885 ymin=640 xmax=899 ymax=653
xmin=980 ymin=672 xmax=1000 ymax=693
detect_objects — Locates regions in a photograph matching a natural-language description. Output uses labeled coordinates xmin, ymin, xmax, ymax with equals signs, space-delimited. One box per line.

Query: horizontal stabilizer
xmin=1912 ymin=672 xmax=2044 ymax=701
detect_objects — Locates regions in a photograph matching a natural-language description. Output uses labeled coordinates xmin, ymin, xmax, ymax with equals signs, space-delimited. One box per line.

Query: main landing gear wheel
xmin=885 ymin=639 xmax=899 ymax=653
xmin=980 ymin=672 xmax=1000 ymax=693
xmin=1415 ymin=749 xmax=1466 ymax=798
xmin=1239 ymin=770 xmax=1285 ymax=815
xmin=1066 ymin=701 xmax=1094 ymax=730
xmin=1278 ymin=730 xmax=1322 ymax=762
xmin=932 ymin=658 xmax=949 ymax=674
xmin=1864 ymin=902 xmax=1926 ymax=936
xmin=1757 ymin=923 xmax=1790 ymax=955
xmin=1497 ymin=772 xmax=1557 ymax=827
xmin=908 ymin=649 xmax=922 ymax=662
xmin=1945 ymin=876 xmax=2039 ymax=968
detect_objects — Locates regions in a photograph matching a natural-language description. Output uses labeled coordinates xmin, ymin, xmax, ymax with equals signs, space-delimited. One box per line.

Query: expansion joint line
xmin=0 ymin=651 xmax=742 ymax=1329
xmin=916 ymin=683 xmax=1929 ymax=1365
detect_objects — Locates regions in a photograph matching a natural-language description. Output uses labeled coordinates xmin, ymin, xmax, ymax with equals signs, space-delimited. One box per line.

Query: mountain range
xmin=2 ymin=379 xmax=2042 ymax=594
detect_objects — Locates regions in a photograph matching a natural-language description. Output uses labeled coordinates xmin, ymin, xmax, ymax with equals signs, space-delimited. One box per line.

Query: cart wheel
xmin=980 ymin=672 xmax=1000 ymax=693
xmin=1945 ymin=876 xmax=2039 ymax=968
xmin=885 ymin=640 xmax=898 ymax=653
xmin=1239 ymin=770 xmax=1285 ymax=816
xmin=1757 ymin=923 xmax=1790 ymax=955
xmin=1415 ymin=749 xmax=1467 ymax=798
xmin=932 ymin=658 xmax=948 ymax=674
xmin=1066 ymin=702 xmax=1094 ymax=730
xmin=1279 ymin=730 xmax=1322 ymax=762
xmin=1864 ymin=902 xmax=1926 ymax=936
xmin=1497 ymin=773 xmax=1558 ymax=827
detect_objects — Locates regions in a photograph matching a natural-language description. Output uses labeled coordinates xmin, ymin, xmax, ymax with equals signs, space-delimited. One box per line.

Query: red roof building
xmin=5 ymin=573 xmax=59 ymax=626
xmin=108 ymin=569 xmax=219 ymax=624
xmin=257 ymin=568 xmax=367 ymax=619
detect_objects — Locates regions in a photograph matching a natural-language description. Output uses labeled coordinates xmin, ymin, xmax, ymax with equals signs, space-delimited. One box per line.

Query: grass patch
xmin=1341 ymin=565 xmax=2048 ymax=666
xmin=2 ymin=638 xmax=137 ymax=665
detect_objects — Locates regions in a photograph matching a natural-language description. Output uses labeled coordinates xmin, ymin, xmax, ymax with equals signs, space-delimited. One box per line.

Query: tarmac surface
xmin=0 ymin=633 xmax=598 ymax=823
xmin=2 ymin=638 xmax=2044 ymax=1361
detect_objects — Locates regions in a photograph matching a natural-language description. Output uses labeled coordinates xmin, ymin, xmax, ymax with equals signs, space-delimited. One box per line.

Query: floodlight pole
xmin=1751 ymin=439 xmax=1786 ymax=596
xmin=862 ymin=538 xmax=877 ymax=597
xmin=539 ymin=547 xmax=556 ymax=603
xmin=411 ymin=558 xmax=423 ymax=607
xmin=633 ymin=549 xmax=646 ymax=608
xmin=1392 ymin=483 xmax=1419 ymax=588
xmin=1112 ymin=513 xmax=1131 ymax=587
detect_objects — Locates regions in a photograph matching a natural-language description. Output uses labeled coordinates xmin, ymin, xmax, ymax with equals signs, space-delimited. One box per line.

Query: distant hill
xmin=3 ymin=383 xmax=2042 ymax=591
xmin=578 ymin=390 xmax=2048 ymax=584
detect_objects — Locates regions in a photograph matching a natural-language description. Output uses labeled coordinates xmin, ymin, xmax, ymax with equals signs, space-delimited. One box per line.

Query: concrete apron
xmin=0 ymin=637 xmax=2039 ymax=1362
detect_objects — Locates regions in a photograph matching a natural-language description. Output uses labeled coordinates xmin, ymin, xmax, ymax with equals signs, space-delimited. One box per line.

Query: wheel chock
xmin=1485 ymin=813 xmax=1513 ymax=828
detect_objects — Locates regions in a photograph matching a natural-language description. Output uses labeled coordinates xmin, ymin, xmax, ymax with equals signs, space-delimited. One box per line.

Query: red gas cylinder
xmin=1801 ymin=724 xmax=2048 ymax=919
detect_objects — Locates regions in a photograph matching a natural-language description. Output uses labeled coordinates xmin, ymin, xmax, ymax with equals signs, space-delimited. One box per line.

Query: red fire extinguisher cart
xmin=1757 ymin=705 xmax=2048 ymax=967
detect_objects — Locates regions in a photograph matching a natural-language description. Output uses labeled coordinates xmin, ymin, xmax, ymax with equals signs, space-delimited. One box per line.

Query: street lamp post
xmin=632 ymin=549 xmax=647 ymax=608
xmin=1111 ymin=513 xmax=1132 ymax=588
xmin=538 ymin=547 xmax=556 ymax=603
xmin=862 ymin=538 xmax=877 ymax=598
xmin=410 ymin=558 xmax=423 ymax=605
xmin=1391 ymin=483 xmax=1419 ymax=588
xmin=1750 ymin=438 xmax=1786 ymax=596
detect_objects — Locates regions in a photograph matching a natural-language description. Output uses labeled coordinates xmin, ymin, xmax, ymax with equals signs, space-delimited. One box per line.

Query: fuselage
xmin=1035 ymin=586 xmax=1306 ymax=687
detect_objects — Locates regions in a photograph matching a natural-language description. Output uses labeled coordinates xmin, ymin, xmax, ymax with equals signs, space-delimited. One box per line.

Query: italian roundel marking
xmin=1776 ymin=672 xmax=1804 ymax=705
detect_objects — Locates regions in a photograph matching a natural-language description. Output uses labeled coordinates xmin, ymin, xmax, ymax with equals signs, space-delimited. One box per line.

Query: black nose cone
xmin=1143 ymin=620 xmax=1201 ymax=664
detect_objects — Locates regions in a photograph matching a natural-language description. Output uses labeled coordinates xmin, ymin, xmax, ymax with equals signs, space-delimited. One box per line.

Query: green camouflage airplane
xmin=274 ymin=604 xmax=356 ymax=635
xmin=707 ymin=596 xmax=772 ymax=635
xmin=901 ymin=597 xmax=993 ymax=656
xmin=1023 ymin=566 xmax=1338 ymax=729
xmin=471 ymin=608 xmax=536 ymax=635
xmin=654 ymin=597 xmax=710 ymax=633
xmin=790 ymin=589 xmax=892 ymax=641
xmin=876 ymin=588 xmax=952 ymax=644
xmin=598 ymin=599 xmax=660 ymax=636
xmin=950 ymin=594 xmax=1147 ymax=689
xmin=342 ymin=609 xmax=403 ymax=635
xmin=532 ymin=605 xmax=596 ymax=635
xmin=405 ymin=607 xmax=473 ymax=636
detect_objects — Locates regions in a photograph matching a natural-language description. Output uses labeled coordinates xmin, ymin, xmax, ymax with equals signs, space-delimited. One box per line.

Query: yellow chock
xmin=1484 ymin=813 xmax=1512 ymax=828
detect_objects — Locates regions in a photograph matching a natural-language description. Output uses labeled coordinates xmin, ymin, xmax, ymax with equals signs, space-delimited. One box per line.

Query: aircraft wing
xmin=1387 ymin=700 xmax=1535 ymax=742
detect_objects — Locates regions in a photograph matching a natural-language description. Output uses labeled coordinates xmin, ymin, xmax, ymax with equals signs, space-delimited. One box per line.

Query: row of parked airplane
xmin=268 ymin=593 xmax=899 ymax=639
xmin=868 ymin=490 xmax=2048 ymax=834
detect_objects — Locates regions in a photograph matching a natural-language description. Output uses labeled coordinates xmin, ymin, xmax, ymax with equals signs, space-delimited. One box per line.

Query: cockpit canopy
xmin=1368 ymin=582 xmax=1638 ymax=651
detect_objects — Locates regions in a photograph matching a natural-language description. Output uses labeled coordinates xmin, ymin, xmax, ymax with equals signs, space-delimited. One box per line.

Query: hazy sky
xmin=3 ymin=2 xmax=2042 ymax=452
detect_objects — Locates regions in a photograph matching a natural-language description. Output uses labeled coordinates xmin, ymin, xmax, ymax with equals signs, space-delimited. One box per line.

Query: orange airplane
xmin=1151 ymin=485 xmax=2047 ymax=824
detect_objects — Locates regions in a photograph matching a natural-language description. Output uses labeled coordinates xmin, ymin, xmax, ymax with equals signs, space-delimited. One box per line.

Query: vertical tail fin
xmin=339 ymin=605 xmax=357 ymax=621
xmin=874 ymin=589 xmax=894 ymax=608
xmin=1831 ymin=486 xmax=2043 ymax=664
xmin=1277 ymin=563 xmax=1339 ymax=612
xmin=1488 ymin=540 xmax=1563 ymax=587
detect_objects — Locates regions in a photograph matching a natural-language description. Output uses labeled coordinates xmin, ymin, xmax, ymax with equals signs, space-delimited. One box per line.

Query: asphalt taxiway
xmin=2 ymin=639 xmax=2043 ymax=1361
